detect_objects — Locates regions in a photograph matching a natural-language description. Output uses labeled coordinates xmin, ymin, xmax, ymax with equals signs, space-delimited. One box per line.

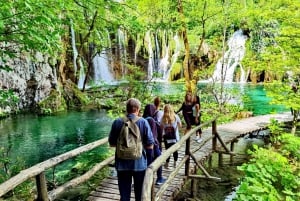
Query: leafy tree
xmin=0 ymin=0 xmax=66 ymax=113
xmin=0 ymin=0 xmax=65 ymax=66
xmin=265 ymin=80 xmax=300 ymax=134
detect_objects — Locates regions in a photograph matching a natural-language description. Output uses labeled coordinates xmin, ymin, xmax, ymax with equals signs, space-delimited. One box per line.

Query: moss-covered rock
xmin=37 ymin=89 xmax=67 ymax=115
xmin=62 ymin=80 xmax=90 ymax=109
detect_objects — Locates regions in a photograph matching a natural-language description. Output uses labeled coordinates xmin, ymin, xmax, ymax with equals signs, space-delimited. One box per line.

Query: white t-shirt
xmin=162 ymin=114 xmax=181 ymax=143
xmin=154 ymin=110 xmax=164 ymax=123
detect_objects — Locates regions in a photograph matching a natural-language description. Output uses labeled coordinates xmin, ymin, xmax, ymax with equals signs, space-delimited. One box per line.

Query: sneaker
xmin=197 ymin=138 xmax=203 ymax=143
xmin=194 ymin=135 xmax=200 ymax=141
xmin=155 ymin=177 xmax=167 ymax=185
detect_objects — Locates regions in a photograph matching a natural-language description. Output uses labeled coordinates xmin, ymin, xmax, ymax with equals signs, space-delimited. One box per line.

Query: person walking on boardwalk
xmin=176 ymin=92 xmax=202 ymax=143
xmin=176 ymin=91 xmax=194 ymax=132
xmin=142 ymin=103 xmax=166 ymax=185
xmin=153 ymin=96 xmax=164 ymax=123
xmin=161 ymin=104 xmax=182 ymax=169
xmin=192 ymin=94 xmax=203 ymax=143
xmin=109 ymin=98 xmax=154 ymax=201
xmin=153 ymin=96 xmax=164 ymax=149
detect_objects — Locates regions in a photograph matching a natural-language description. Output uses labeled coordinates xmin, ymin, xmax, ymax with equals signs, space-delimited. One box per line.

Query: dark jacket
xmin=143 ymin=104 xmax=159 ymax=145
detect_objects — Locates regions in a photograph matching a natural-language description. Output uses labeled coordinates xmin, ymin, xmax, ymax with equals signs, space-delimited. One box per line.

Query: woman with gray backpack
xmin=160 ymin=104 xmax=182 ymax=169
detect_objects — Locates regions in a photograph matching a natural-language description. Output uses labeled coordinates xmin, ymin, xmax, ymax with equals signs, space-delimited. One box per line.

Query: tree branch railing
xmin=142 ymin=116 xmax=220 ymax=201
xmin=0 ymin=137 xmax=113 ymax=201
xmin=1 ymin=116 xmax=225 ymax=201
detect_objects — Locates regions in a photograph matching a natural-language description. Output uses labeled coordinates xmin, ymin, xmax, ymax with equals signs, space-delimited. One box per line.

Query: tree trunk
xmin=178 ymin=0 xmax=191 ymax=92
xmin=58 ymin=26 xmax=69 ymax=84
xmin=196 ymin=1 xmax=207 ymax=57
xmin=291 ymin=109 xmax=299 ymax=135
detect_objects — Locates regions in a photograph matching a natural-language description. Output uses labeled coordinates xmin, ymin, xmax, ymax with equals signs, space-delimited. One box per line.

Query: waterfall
xmin=169 ymin=34 xmax=181 ymax=78
xmin=146 ymin=31 xmax=183 ymax=82
xmin=93 ymin=51 xmax=114 ymax=84
xmin=77 ymin=64 xmax=85 ymax=89
xmin=118 ymin=29 xmax=127 ymax=77
xmin=158 ymin=31 xmax=170 ymax=80
xmin=145 ymin=31 xmax=154 ymax=79
xmin=71 ymin=23 xmax=78 ymax=75
xmin=71 ymin=23 xmax=86 ymax=89
xmin=211 ymin=29 xmax=247 ymax=83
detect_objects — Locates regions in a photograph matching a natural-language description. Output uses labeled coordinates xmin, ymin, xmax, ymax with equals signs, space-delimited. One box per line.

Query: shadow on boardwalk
xmin=87 ymin=112 xmax=292 ymax=201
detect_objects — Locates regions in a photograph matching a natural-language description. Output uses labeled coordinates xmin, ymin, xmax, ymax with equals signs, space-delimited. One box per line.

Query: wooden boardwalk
xmin=87 ymin=112 xmax=292 ymax=201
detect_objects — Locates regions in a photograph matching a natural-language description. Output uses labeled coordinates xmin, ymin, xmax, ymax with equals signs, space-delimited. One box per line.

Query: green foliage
xmin=268 ymin=118 xmax=285 ymax=144
xmin=0 ymin=0 xmax=65 ymax=60
xmin=0 ymin=89 xmax=19 ymax=115
xmin=170 ymin=62 xmax=182 ymax=81
xmin=48 ymin=147 xmax=112 ymax=187
xmin=37 ymin=89 xmax=67 ymax=115
xmin=236 ymin=145 xmax=300 ymax=201
xmin=105 ymin=64 xmax=155 ymax=118
xmin=265 ymin=80 xmax=300 ymax=133
xmin=279 ymin=134 xmax=300 ymax=161
xmin=0 ymin=146 xmax=34 ymax=200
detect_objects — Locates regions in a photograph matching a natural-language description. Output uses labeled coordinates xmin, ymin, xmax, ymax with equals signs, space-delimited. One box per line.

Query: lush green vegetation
xmin=1 ymin=0 xmax=299 ymax=200
xmin=236 ymin=121 xmax=300 ymax=201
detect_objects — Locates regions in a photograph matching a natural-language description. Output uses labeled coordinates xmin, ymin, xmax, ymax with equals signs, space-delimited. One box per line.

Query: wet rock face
xmin=0 ymin=52 xmax=57 ymax=110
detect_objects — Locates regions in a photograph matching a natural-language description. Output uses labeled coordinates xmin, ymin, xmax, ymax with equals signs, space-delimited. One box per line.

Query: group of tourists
xmin=108 ymin=93 xmax=202 ymax=201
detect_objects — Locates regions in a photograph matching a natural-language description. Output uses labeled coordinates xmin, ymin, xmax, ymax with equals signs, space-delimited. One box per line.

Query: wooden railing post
xmin=36 ymin=172 xmax=49 ymax=201
xmin=218 ymin=152 xmax=223 ymax=167
xmin=142 ymin=168 xmax=154 ymax=201
xmin=191 ymin=166 xmax=197 ymax=198
xmin=230 ymin=141 xmax=235 ymax=164
xmin=185 ymin=137 xmax=190 ymax=176
xmin=212 ymin=120 xmax=217 ymax=151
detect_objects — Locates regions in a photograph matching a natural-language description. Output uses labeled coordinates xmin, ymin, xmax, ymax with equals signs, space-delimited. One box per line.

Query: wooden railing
xmin=0 ymin=116 xmax=224 ymax=201
xmin=0 ymin=137 xmax=113 ymax=201
xmin=142 ymin=117 xmax=222 ymax=201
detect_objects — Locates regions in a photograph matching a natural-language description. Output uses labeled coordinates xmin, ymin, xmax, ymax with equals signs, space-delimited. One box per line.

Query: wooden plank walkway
xmin=87 ymin=112 xmax=292 ymax=201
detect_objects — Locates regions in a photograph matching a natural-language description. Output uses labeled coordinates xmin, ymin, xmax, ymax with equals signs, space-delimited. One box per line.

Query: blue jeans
xmin=117 ymin=170 xmax=145 ymax=201
xmin=146 ymin=145 xmax=163 ymax=180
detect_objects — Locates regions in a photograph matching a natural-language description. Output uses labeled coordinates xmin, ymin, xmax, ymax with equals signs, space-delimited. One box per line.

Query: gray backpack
xmin=116 ymin=116 xmax=143 ymax=160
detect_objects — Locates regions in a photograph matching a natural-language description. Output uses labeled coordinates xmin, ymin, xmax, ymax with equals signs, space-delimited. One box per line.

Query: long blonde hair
xmin=161 ymin=104 xmax=176 ymax=124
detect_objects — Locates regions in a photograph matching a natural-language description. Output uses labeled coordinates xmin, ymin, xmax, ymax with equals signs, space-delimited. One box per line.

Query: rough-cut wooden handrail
xmin=142 ymin=117 xmax=218 ymax=201
xmin=0 ymin=137 xmax=110 ymax=200
xmin=48 ymin=156 xmax=114 ymax=200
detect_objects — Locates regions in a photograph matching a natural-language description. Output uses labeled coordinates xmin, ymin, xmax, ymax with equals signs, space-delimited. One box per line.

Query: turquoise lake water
xmin=0 ymin=83 xmax=287 ymax=168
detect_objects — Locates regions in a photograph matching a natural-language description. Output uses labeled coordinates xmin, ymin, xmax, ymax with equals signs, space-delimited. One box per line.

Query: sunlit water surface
xmin=0 ymin=83 xmax=287 ymax=167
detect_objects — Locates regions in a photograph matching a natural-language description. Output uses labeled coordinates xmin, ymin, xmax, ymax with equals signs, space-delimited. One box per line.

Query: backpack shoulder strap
xmin=122 ymin=116 xmax=129 ymax=123
xmin=123 ymin=116 xmax=141 ymax=122
xmin=132 ymin=116 xmax=141 ymax=123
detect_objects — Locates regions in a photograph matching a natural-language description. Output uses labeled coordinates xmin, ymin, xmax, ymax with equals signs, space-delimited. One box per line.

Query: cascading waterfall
xmin=118 ymin=29 xmax=127 ymax=77
xmin=154 ymin=33 xmax=160 ymax=69
xmin=71 ymin=23 xmax=85 ymax=89
xmin=146 ymin=31 xmax=183 ymax=81
xmin=93 ymin=30 xmax=115 ymax=85
xmin=158 ymin=31 xmax=170 ymax=80
xmin=73 ymin=28 xmax=185 ymax=86
xmin=71 ymin=23 xmax=78 ymax=75
xmin=169 ymin=34 xmax=181 ymax=78
xmin=93 ymin=51 xmax=114 ymax=84
xmin=159 ymin=46 xmax=170 ymax=80
xmin=72 ymin=26 xmax=116 ymax=88
xmin=211 ymin=29 xmax=248 ymax=83
xmin=145 ymin=31 xmax=154 ymax=79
